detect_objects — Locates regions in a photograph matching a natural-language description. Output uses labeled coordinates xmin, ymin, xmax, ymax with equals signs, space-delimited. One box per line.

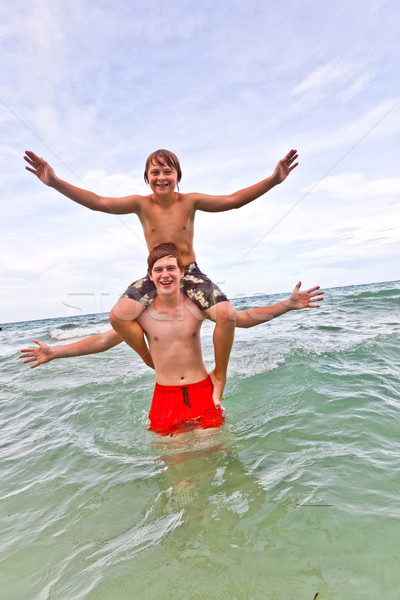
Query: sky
xmin=1 ymin=0 xmax=399 ymax=323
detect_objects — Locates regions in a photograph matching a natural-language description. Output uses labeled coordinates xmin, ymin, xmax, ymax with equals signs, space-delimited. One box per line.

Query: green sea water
xmin=1 ymin=281 xmax=400 ymax=599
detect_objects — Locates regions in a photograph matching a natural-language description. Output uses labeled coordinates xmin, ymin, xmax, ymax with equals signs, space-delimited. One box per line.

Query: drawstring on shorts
xmin=182 ymin=387 xmax=191 ymax=408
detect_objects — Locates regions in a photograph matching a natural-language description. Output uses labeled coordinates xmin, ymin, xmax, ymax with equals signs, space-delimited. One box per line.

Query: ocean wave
xmin=338 ymin=283 xmax=400 ymax=301
xmin=50 ymin=325 xmax=111 ymax=341
xmin=227 ymin=323 xmax=399 ymax=381
xmin=345 ymin=290 xmax=400 ymax=301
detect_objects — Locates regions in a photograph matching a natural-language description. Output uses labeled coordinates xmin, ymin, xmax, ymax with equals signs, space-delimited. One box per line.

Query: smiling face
xmin=146 ymin=160 xmax=179 ymax=195
xmin=149 ymin=255 xmax=184 ymax=295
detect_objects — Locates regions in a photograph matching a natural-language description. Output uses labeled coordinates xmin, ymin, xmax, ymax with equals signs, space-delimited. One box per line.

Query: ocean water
xmin=1 ymin=281 xmax=400 ymax=600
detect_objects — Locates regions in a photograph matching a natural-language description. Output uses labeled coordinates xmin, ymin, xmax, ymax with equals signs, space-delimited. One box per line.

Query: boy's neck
xmin=152 ymin=190 xmax=178 ymax=205
xmin=154 ymin=289 xmax=185 ymax=310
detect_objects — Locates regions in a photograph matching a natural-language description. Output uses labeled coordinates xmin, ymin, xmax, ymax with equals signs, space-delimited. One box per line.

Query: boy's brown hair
xmin=144 ymin=149 xmax=182 ymax=184
xmin=147 ymin=242 xmax=184 ymax=273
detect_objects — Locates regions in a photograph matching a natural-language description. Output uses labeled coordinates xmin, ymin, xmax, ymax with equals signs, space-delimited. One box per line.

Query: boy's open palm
xmin=273 ymin=149 xmax=298 ymax=183
xmin=288 ymin=282 xmax=324 ymax=309
xmin=24 ymin=151 xmax=56 ymax=186
xmin=19 ymin=339 xmax=53 ymax=368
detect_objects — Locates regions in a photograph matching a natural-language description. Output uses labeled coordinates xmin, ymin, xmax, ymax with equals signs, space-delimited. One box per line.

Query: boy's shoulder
xmin=177 ymin=191 xmax=203 ymax=205
xmin=140 ymin=191 xmax=201 ymax=210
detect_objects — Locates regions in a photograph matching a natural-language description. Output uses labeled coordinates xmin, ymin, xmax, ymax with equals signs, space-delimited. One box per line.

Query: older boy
xmin=20 ymin=243 xmax=324 ymax=434
xmin=24 ymin=148 xmax=298 ymax=406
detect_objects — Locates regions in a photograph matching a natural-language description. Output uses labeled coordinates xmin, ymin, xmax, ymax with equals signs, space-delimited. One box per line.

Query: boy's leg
xmin=204 ymin=301 xmax=236 ymax=408
xmin=109 ymin=298 xmax=154 ymax=368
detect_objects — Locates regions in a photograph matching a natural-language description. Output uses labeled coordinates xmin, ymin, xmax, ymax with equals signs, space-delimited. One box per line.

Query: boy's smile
xmin=150 ymin=256 xmax=183 ymax=295
xmin=147 ymin=161 xmax=179 ymax=195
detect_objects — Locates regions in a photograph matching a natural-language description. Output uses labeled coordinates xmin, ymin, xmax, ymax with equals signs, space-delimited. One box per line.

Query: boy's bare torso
xmin=137 ymin=295 xmax=207 ymax=386
xmin=134 ymin=192 xmax=198 ymax=266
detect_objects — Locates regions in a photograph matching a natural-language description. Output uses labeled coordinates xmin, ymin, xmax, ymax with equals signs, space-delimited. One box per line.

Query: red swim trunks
xmin=148 ymin=376 xmax=224 ymax=435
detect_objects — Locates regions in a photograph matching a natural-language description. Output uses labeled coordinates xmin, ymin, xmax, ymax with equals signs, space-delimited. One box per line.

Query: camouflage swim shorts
xmin=121 ymin=262 xmax=228 ymax=310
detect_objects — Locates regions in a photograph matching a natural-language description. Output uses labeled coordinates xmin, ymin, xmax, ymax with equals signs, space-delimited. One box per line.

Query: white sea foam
xmin=49 ymin=325 xmax=110 ymax=341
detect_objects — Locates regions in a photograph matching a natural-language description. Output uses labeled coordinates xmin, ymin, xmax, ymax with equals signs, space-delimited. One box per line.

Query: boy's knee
xmin=109 ymin=307 xmax=120 ymax=329
xmin=109 ymin=298 xmax=143 ymax=328
xmin=216 ymin=302 xmax=236 ymax=326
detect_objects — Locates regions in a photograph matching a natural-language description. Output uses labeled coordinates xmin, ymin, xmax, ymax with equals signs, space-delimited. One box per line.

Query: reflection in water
xmin=148 ymin=424 xmax=291 ymax=544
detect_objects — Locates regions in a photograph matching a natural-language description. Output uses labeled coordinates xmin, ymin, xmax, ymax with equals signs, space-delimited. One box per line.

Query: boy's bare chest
xmin=139 ymin=200 xmax=194 ymax=233
xmin=140 ymin=306 xmax=202 ymax=345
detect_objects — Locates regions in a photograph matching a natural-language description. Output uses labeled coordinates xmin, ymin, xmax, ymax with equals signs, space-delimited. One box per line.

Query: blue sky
xmin=1 ymin=0 xmax=399 ymax=322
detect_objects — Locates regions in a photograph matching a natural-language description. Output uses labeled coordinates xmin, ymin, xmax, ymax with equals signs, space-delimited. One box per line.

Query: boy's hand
xmin=208 ymin=369 xmax=225 ymax=409
xmin=24 ymin=151 xmax=56 ymax=186
xmin=19 ymin=339 xmax=54 ymax=368
xmin=272 ymin=149 xmax=298 ymax=184
xmin=285 ymin=282 xmax=324 ymax=310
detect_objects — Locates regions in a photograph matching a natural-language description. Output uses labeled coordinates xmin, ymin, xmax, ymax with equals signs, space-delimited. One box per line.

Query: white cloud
xmin=339 ymin=75 xmax=371 ymax=102
xmin=82 ymin=170 xmax=148 ymax=198
xmin=305 ymin=172 xmax=400 ymax=202
xmin=293 ymin=60 xmax=356 ymax=96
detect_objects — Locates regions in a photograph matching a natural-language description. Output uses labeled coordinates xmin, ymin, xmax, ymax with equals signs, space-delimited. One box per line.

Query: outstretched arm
xmin=20 ymin=329 xmax=124 ymax=369
xmin=193 ymin=149 xmax=298 ymax=212
xmin=235 ymin=282 xmax=324 ymax=328
xmin=24 ymin=151 xmax=143 ymax=214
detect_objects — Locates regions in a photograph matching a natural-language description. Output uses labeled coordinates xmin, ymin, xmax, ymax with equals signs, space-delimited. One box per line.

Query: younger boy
xmin=24 ymin=148 xmax=298 ymax=406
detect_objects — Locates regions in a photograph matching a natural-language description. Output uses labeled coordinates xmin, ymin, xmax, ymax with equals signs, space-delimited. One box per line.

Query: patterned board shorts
xmin=121 ymin=262 xmax=228 ymax=310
